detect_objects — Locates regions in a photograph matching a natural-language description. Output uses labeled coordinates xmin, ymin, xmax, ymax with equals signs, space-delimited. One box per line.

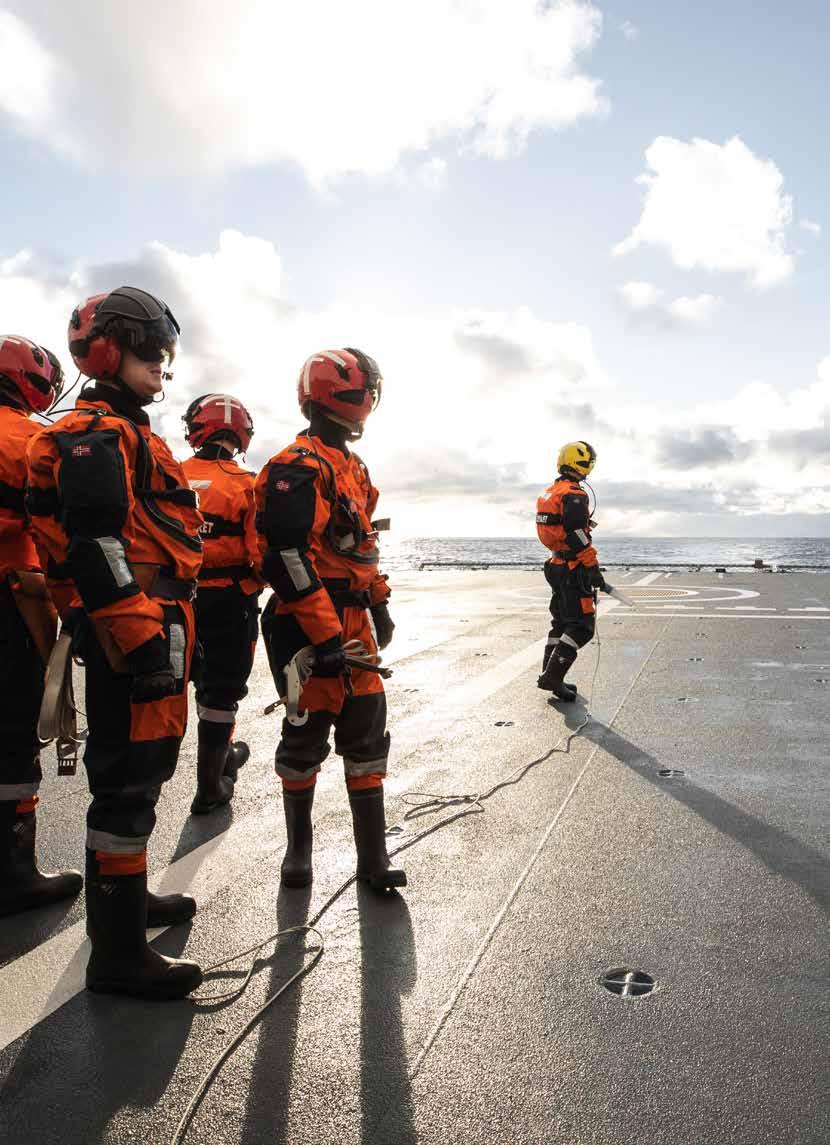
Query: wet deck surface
xmin=1 ymin=569 xmax=828 ymax=1144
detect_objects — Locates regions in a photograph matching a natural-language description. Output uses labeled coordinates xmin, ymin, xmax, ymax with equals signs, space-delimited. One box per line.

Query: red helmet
xmin=68 ymin=286 xmax=180 ymax=380
xmin=0 ymin=335 xmax=65 ymax=413
xmin=297 ymin=347 xmax=382 ymax=434
xmin=182 ymin=393 xmax=255 ymax=452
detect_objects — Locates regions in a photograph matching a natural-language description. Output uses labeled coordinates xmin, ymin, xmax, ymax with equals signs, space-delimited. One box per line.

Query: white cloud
xmin=453 ymin=306 xmax=608 ymax=387
xmin=799 ymin=218 xmax=822 ymax=236
xmin=0 ymin=232 xmax=607 ymax=519
xmin=695 ymin=357 xmax=830 ymax=440
xmin=620 ymin=20 xmax=639 ymax=40
xmin=3 ymin=232 xmax=827 ymax=536
xmin=618 ymin=281 xmax=661 ymax=311
xmin=614 ymin=136 xmax=795 ymax=288
xmin=417 ymin=157 xmax=448 ymax=192
xmin=618 ymin=280 xmax=722 ymax=325
xmin=665 ymin=293 xmax=721 ymax=323
xmin=0 ymin=11 xmax=60 ymax=138
xmin=0 ymin=1 xmax=606 ymax=184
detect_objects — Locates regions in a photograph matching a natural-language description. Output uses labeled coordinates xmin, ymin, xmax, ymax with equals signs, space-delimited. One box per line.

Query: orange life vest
xmin=26 ymin=396 xmax=203 ymax=652
xmin=0 ymin=403 xmax=43 ymax=577
xmin=182 ymin=453 xmax=261 ymax=594
xmin=255 ymin=431 xmax=390 ymax=646
xmin=536 ymin=474 xmax=598 ymax=569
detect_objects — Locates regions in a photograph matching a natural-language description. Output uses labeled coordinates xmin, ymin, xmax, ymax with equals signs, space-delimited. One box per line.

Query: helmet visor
xmin=44 ymin=350 xmax=65 ymax=405
xmin=130 ymin=316 xmax=179 ymax=365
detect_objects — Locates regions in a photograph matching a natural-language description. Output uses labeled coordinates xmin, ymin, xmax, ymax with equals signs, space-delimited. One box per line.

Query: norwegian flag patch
xmin=71 ymin=443 xmax=92 ymax=457
xmin=274 ymin=479 xmax=291 ymax=492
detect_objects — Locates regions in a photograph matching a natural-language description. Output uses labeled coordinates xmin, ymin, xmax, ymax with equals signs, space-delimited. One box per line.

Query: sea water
xmin=380 ymin=537 xmax=830 ymax=571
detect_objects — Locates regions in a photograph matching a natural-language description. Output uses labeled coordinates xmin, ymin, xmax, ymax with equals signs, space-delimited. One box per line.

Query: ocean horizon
xmin=380 ymin=536 xmax=830 ymax=571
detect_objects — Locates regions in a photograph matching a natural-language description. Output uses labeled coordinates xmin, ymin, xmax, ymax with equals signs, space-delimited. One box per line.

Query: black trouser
xmin=262 ymin=599 xmax=389 ymax=784
xmin=81 ymin=603 xmax=192 ymax=855
xmin=193 ymin=586 xmax=259 ymax=747
xmin=543 ymin=562 xmax=596 ymax=655
xmin=0 ymin=582 xmax=43 ymax=803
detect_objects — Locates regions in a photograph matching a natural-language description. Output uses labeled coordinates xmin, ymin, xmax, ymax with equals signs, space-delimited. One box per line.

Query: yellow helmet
xmin=557 ymin=440 xmax=596 ymax=477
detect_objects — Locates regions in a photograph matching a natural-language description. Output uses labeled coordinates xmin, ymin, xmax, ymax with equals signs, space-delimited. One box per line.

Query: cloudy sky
xmin=1 ymin=0 xmax=829 ymax=537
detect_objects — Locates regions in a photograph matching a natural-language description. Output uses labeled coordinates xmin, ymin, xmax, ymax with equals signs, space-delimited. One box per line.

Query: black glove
xmin=370 ymin=603 xmax=395 ymax=650
xmin=130 ymin=667 xmax=177 ymax=702
xmin=585 ymin=565 xmax=608 ymax=592
xmin=312 ymin=635 xmax=347 ymax=677
xmin=126 ymin=632 xmax=176 ymax=701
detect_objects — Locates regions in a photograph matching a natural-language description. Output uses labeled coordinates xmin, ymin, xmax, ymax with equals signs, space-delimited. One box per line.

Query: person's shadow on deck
xmin=357 ymin=884 xmax=418 ymax=1145
xmin=583 ymin=720 xmax=830 ymax=912
xmin=0 ymin=924 xmax=197 ymax=1145
xmin=238 ymin=881 xmax=313 ymax=1145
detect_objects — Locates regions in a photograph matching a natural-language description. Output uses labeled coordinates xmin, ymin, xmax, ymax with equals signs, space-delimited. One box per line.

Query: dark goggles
xmin=131 ymin=322 xmax=178 ymax=364
xmin=118 ymin=315 xmax=178 ymax=364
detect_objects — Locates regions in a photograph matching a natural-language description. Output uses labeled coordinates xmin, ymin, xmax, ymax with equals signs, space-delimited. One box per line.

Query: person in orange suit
xmin=26 ymin=287 xmax=203 ymax=1000
xmin=0 ymin=336 xmax=83 ymax=918
xmin=536 ymin=440 xmax=606 ymax=701
xmin=182 ymin=394 xmax=262 ymax=814
xmin=255 ymin=348 xmax=404 ymax=893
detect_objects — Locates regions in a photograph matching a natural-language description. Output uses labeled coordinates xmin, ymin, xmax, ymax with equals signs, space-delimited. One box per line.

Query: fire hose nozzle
xmin=602 ymin=583 xmax=636 ymax=608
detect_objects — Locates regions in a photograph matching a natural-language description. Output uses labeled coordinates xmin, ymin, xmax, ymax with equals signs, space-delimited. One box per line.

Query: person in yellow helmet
xmin=535 ymin=441 xmax=606 ymax=701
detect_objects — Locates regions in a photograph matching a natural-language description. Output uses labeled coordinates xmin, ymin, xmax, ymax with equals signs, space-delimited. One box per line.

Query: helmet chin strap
xmin=324 ymin=411 xmax=363 ymax=440
xmin=100 ymin=376 xmax=156 ymax=408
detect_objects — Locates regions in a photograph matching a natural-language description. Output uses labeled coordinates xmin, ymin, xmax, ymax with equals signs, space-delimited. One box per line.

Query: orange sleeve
xmin=27 ymin=421 xmax=164 ymax=655
xmin=255 ymin=455 xmax=342 ymax=645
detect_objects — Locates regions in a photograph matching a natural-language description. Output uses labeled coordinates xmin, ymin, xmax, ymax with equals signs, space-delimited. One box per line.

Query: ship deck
xmin=1 ymin=568 xmax=828 ymax=1145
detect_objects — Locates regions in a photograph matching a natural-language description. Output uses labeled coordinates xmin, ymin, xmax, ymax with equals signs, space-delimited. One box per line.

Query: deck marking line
xmin=608 ymin=612 xmax=830 ymax=622
xmin=633 ymin=571 xmax=664 ymax=586
xmin=409 ymin=620 xmax=672 ymax=1080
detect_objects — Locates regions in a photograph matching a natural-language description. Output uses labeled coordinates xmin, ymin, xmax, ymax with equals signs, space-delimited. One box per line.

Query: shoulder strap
xmin=350 ymin=451 xmax=371 ymax=487
xmin=288 ymin=443 xmax=338 ymax=505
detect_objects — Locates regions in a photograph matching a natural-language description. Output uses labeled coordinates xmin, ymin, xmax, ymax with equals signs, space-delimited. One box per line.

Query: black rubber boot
xmin=190 ymin=742 xmax=235 ymax=815
xmin=541 ymin=643 xmax=576 ymax=698
xmin=86 ymin=887 xmax=197 ymax=934
xmin=84 ymin=851 xmax=202 ymax=1001
xmin=537 ymin=640 xmax=578 ymax=702
xmin=348 ymin=786 xmax=406 ymax=892
xmin=147 ymin=890 xmax=197 ymax=928
xmin=0 ymin=803 xmax=82 ymax=918
xmin=224 ymin=740 xmax=250 ymax=781
xmin=280 ymin=786 xmax=315 ymax=888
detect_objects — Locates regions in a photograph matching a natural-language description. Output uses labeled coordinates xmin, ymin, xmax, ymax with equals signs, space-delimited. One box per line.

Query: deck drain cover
xmin=658 ymin=767 xmax=684 ymax=777
xmin=601 ymin=968 xmax=655 ymax=997
xmin=494 ymin=720 xmax=514 ymax=727
xmin=688 ymin=657 xmax=703 ymax=662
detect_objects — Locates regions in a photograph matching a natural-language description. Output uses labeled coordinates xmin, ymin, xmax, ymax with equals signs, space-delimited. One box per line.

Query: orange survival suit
xmin=182 ymin=444 xmax=262 ymax=803
xmin=255 ymin=429 xmax=391 ymax=787
xmin=26 ymin=385 xmax=203 ymax=869
xmin=0 ymin=401 xmax=55 ymax=810
xmin=0 ymin=337 xmax=83 ymax=920
xmin=536 ymin=471 xmax=603 ymax=693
